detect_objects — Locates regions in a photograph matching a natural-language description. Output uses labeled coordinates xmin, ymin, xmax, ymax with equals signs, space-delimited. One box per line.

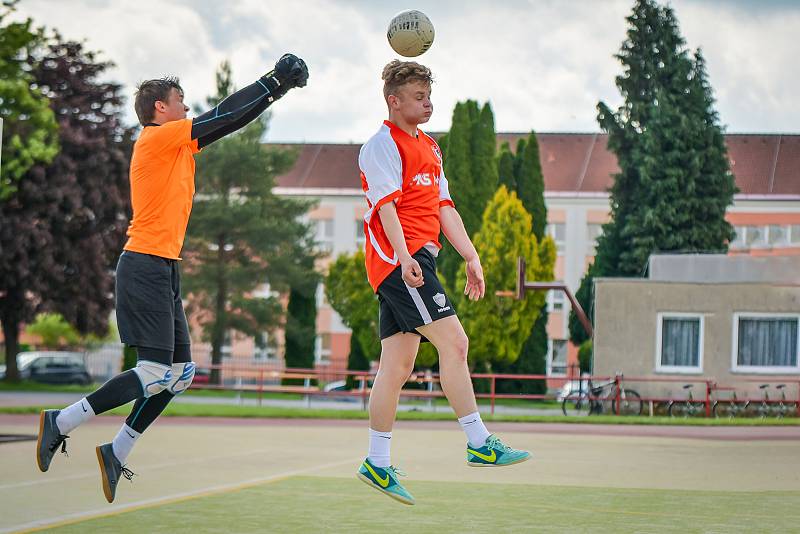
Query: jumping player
xmin=356 ymin=60 xmax=530 ymax=505
xmin=36 ymin=54 xmax=308 ymax=503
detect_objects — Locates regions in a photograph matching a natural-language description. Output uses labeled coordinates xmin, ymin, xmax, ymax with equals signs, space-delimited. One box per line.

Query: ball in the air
xmin=387 ymin=10 xmax=435 ymax=57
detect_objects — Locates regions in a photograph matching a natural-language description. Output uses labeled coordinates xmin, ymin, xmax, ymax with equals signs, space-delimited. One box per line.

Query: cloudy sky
xmin=12 ymin=0 xmax=800 ymax=142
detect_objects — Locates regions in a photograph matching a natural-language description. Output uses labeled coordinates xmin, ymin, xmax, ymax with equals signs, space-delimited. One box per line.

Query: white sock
xmin=55 ymin=397 xmax=95 ymax=434
xmin=368 ymin=428 xmax=392 ymax=468
xmin=112 ymin=424 xmax=141 ymax=465
xmin=458 ymin=412 xmax=491 ymax=448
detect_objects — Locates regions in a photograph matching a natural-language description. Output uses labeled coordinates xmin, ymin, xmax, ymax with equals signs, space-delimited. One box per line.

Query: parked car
xmin=192 ymin=367 xmax=211 ymax=385
xmin=9 ymin=351 xmax=92 ymax=385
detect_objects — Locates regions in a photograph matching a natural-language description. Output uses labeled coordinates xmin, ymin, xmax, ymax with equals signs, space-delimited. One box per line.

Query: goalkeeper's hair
xmin=134 ymin=77 xmax=183 ymax=125
xmin=381 ymin=60 xmax=433 ymax=100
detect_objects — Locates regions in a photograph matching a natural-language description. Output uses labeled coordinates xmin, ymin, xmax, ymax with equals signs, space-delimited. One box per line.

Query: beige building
xmin=593 ymin=255 xmax=800 ymax=400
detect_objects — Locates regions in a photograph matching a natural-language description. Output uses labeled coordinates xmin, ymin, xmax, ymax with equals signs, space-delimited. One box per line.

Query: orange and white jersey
xmin=359 ymin=120 xmax=454 ymax=291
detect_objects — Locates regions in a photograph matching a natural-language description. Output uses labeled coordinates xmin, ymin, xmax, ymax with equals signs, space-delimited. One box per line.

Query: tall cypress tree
xmin=496 ymin=132 xmax=551 ymax=394
xmin=497 ymin=143 xmax=515 ymax=191
xmin=283 ymin=257 xmax=318 ymax=380
xmin=438 ymin=100 xmax=498 ymax=289
xmin=570 ymin=0 xmax=735 ymax=344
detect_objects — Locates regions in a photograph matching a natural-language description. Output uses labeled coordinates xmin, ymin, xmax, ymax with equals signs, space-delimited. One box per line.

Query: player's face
xmin=394 ymin=81 xmax=433 ymax=125
xmin=158 ymin=88 xmax=189 ymax=122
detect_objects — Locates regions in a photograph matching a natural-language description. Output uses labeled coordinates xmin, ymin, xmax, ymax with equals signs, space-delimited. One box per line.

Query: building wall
xmin=593 ymin=279 xmax=800 ymax=399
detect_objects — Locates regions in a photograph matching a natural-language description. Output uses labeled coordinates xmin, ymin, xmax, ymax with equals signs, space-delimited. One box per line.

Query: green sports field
xmin=1 ymin=415 xmax=798 ymax=533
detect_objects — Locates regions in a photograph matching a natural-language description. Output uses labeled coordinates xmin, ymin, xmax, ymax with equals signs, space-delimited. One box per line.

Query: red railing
xmin=189 ymin=363 xmax=800 ymax=417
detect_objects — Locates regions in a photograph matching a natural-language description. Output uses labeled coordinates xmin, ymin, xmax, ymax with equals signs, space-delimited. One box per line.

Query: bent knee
xmin=168 ymin=362 xmax=196 ymax=395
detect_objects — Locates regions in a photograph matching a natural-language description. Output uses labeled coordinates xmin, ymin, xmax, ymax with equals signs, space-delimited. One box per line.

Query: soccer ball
xmin=387 ymin=10 xmax=435 ymax=57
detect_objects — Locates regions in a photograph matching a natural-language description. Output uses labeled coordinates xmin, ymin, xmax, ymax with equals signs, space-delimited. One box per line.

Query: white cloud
xmin=11 ymin=0 xmax=800 ymax=141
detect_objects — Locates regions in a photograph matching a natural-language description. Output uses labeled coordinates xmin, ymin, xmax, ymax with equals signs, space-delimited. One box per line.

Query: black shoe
xmin=36 ymin=410 xmax=69 ymax=472
xmin=96 ymin=443 xmax=135 ymax=503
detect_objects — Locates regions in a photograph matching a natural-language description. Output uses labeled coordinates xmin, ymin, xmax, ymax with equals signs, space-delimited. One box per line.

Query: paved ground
xmin=1 ymin=414 xmax=798 ymax=532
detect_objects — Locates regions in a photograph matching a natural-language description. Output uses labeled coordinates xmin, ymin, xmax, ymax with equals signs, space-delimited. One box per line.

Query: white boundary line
xmin=4 ymin=456 xmax=360 ymax=533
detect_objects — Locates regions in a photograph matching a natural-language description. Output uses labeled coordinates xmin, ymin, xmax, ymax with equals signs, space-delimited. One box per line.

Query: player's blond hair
xmin=382 ymin=60 xmax=433 ymax=100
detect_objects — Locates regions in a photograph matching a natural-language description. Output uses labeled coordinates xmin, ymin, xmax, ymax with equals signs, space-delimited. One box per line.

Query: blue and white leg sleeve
xmin=132 ymin=361 xmax=173 ymax=398
xmin=168 ymin=362 xmax=196 ymax=395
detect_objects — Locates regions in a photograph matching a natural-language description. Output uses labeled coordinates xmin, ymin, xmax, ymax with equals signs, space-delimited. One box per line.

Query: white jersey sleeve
xmin=439 ymin=168 xmax=453 ymax=205
xmin=359 ymin=127 xmax=403 ymax=208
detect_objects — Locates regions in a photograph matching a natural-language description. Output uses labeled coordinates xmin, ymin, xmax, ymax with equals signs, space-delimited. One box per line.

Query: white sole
xmin=356 ymin=472 xmax=415 ymax=505
xmin=467 ymin=455 xmax=532 ymax=467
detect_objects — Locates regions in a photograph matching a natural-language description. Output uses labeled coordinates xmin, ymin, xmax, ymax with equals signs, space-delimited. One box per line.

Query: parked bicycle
xmin=667 ymin=384 xmax=706 ymax=418
xmin=747 ymin=384 xmax=796 ymax=419
xmin=561 ymin=374 xmax=642 ymax=416
xmin=712 ymin=390 xmax=747 ymax=419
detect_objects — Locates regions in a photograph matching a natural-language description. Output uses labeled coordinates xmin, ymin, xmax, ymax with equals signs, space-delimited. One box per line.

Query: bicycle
xmin=561 ymin=374 xmax=642 ymax=416
xmin=712 ymin=390 xmax=747 ymax=419
xmin=748 ymin=384 xmax=795 ymax=419
xmin=667 ymin=384 xmax=706 ymax=418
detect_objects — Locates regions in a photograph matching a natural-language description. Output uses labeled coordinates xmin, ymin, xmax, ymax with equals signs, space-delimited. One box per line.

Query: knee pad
xmin=168 ymin=362 xmax=196 ymax=395
xmin=133 ymin=361 xmax=173 ymax=398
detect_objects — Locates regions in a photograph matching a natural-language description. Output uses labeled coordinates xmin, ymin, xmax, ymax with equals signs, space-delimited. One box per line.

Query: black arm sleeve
xmin=191 ymin=75 xmax=281 ymax=149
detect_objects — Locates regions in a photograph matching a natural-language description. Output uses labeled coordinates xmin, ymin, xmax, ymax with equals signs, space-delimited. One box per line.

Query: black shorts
xmin=115 ymin=250 xmax=190 ymax=352
xmin=377 ymin=248 xmax=457 ymax=340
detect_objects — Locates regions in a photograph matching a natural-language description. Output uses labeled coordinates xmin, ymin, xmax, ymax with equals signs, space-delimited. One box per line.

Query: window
xmin=767 ymin=225 xmax=788 ymax=246
xmin=744 ymin=226 xmax=767 ymax=248
xmin=548 ymin=290 xmax=566 ymax=312
xmin=790 ymin=225 xmax=800 ymax=245
xmin=222 ymin=331 xmax=233 ymax=359
xmin=316 ymin=219 xmax=334 ymax=254
xmin=355 ymin=220 xmax=366 ymax=248
xmin=315 ymin=333 xmax=332 ymax=364
xmin=732 ymin=314 xmax=799 ymax=373
xmin=548 ymin=339 xmax=568 ymax=376
xmin=656 ymin=313 xmax=704 ymax=373
xmin=547 ymin=223 xmax=566 ymax=254
xmin=254 ymin=332 xmax=277 ymax=360
xmin=587 ymin=223 xmax=603 ymax=254
xmin=730 ymin=226 xmax=747 ymax=249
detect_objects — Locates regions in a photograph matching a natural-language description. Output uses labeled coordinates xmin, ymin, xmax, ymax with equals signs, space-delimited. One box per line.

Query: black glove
xmin=262 ymin=53 xmax=308 ymax=99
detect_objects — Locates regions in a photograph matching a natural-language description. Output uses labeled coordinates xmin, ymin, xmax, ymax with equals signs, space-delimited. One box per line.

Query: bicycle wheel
xmin=612 ymin=389 xmax=642 ymax=416
xmin=562 ymin=392 xmax=591 ymax=416
xmin=713 ymin=401 xmax=734 ymax=419
xmin=668 ymin=401 xmax=686 ymax=417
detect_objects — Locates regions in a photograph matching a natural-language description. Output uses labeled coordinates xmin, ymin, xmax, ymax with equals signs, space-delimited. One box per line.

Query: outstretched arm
xmin=440 ymin=205 xmax=485 ymax=300
xmin=192 ymin=54 xmax=308 ymax=149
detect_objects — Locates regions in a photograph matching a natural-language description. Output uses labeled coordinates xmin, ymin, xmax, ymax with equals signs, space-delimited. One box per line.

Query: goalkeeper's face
xmin=157 ymin=88 xmax=189 ymax=123
xmin=389 ymin=81 xmax=432 ymax=126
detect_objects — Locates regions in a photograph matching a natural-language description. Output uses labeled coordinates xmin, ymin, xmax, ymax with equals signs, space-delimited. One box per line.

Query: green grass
xmin=44 ymin=476 xmax=800 ymax=533
xmin=0 ymin=380 xmax=97 ymax=393
xmin=2 ymin=403 xmax=798 ymax=425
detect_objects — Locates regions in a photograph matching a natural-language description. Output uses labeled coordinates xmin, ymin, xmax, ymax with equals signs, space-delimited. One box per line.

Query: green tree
xmin=455 ymin=186 xmax=555 ymax=369
xmin=1 ymin=33 xmax=131 ymax=382
xmin=568 ymin=262 xmax=598 ymax=346
xmin=182 ymin=63 xmax=315 ymax=384
xmin=497 ymin=142 xmax=515 ymax=191
xmin=495 ymin=132 xmax=551 ymax=394
xmin=324 ymin=250 xmax=380 ymax=366
xmin=0 ymin=3 xmax=58 ymax=199
xmin=283 ymin=252 xmax=318 ymax=383
xmin=438 ymin=100 xmax=498 ymax=289
xmin=571 ymin=0 xmax=735 ymax=343
xmin=344 ymin=333 xmax=370 ymax=389
xmin=25 ymin=313 xmax=80 ymax=348
xmin=25 ymin=312 xmax=116 ymax=350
